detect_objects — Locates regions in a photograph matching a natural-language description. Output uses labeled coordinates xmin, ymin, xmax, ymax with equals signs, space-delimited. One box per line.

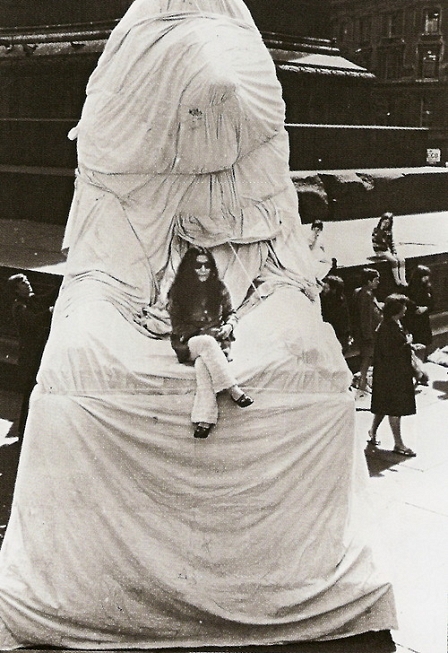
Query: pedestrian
xmin=372 ymin=212 xmax=407 ymax=287
xmin=352 ymin=268 xmax=382 ymax=398
xmin=320 ymin=275 xmax=352 ymax=353
xmin=6 ymin=273 xmax=54 ymax=438
xmin=368 ymin=294 xmax=416 ymax=457
xmin=404 ymin=264 xmax=434 ymax=362
xmin=307 ymin=219 xmax=332 ymax=281
xmin=167 ymin=247 xmax=253 ymax=439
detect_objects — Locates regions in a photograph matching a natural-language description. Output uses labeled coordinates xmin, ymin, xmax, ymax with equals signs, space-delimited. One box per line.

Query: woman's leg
xmin=191 ymin=357 xmax=219 ymax=425
xmin=388 ymin=415 xmax=404 ymax=449
xmin=368 ymin=413 xmax=384 ymax=444
xmin=188 ymin=335 xmax=240 ymax=426
xmin=397 ymin=257 xmax=407 ymax=286
xmin=359 ymin=351 xmax=371 ymax=393
xmin=388 ymin=415 xmax=415 ymax=455
xmin=377 ymin=251 xmax=402 ymax=286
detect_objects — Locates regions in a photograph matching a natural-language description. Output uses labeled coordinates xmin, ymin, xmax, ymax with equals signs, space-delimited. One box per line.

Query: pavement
xmin=308 ymin=210 xmax=448 ymax=270
xmin=0 ymin=357 xmax=447 ymax=653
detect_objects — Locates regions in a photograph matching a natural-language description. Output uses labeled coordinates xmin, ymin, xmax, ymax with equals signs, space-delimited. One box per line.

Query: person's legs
xmin=191 ymin=357 xmax=219 ymax=426
xmin=188 ymin=335 xmax=250 ymax=432
xmin=358 ymin=344 xmax=373 ymax=394
xmin=389 ymin=415 xmax=416 ymax=455
xmin=377 ymin=250 xmax=402 ymax=286
xmin=359 ymin=354 xmax=370 ymax=393
xmin=368 ymin=413 xmax=384 ymax=445
xmin=188 ymin=335 xmax=236 ymax=395
xmin=397 ymin=257 xmax=407 ymax=286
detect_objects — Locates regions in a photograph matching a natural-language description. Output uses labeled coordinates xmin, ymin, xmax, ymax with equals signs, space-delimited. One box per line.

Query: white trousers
xmin=188 ymin=335 xmax=236 ymax=424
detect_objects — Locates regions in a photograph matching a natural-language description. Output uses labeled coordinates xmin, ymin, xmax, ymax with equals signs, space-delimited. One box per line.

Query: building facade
xmin=0 ymin=0 xmax=384 ymax=224
xmin=331 ymin=0 xmax=448 ymax=162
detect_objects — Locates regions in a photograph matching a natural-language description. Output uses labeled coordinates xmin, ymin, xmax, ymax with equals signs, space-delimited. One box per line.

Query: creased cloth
xmin=0 ymin=287 xmax=396 ymax=648
xmin=0 ymin=0 xmax=396 ymax=646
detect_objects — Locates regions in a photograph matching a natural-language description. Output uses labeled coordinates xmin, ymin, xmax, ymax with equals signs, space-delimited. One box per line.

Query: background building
xmin=331 ymin=0 xmax=448 ymax=163
xmin=0 ymin=0 xmax=425 ymax=226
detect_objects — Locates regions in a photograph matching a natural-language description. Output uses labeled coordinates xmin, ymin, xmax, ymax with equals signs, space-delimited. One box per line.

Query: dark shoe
xmin=194 ymin=424 xmax=212 ymax=439
xmin=233 ymin=393 xmax=254 ymax=408
xmin=393 ymin=446 xmax=416 ymax=457
xmin=367 ymin=431 xmax=380 ymax=447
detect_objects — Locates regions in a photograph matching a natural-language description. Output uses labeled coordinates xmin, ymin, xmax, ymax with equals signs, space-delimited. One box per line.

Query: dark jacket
xmin=404 ymin=284 xmax=434 ymax=346
xmin=321 ymin=292 xmax=351 ymax=351
xmin=168 ymin=284 xmax=236 ymax=363
xmin=371 ymin=319 xmax=416 ymax=417
xmin=352 ymin=286 xmax=382 ymax=345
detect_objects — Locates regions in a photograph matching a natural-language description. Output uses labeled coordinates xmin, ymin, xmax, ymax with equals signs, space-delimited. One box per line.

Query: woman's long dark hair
xmin=408 ymin=264 xmax=431 ymax=294
xmin=377 ymin=211 xmax=394 ymax=231
xmin=324 ymin=275 xmax=345 ymax=301
xmin=168 ymin=247 xmax=224 ymax=314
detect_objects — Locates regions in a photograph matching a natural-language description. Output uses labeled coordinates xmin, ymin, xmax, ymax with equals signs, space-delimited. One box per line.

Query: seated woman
xmin=371 ymin=212 xmax=407 ymax=287
xmin=168 ymin=247 xmax=253 ymax=439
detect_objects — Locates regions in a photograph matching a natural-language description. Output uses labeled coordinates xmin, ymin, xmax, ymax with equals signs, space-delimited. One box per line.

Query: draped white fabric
xmin=0 ymin=0 xmax=396 ymax=647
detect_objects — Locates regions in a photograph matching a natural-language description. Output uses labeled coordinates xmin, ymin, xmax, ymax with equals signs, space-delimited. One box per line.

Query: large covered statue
xmin=0 ymin=1 xmax=396 ymax=648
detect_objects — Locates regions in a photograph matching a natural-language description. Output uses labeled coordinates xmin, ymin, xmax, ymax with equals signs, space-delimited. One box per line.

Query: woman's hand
xmin=416 ymin=306 xmax=428 ymax=315
xmin=217 ymin=323 xmax=233 ymax=340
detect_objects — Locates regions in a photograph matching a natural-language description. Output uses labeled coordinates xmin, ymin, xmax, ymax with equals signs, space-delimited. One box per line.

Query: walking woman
xmin=404 ymin=264 xmax=434 ymax=361
xmin=372 ymin=212 xmax=407 ymax=287
xmin=368 ymin=294 xmax=416 ymax=457
xmin=168 ymin=247 xmax=253 ymax=439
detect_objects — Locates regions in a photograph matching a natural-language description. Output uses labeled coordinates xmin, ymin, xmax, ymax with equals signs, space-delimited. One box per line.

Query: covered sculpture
xmin=0 ymin=1 xmax=397 ymax=648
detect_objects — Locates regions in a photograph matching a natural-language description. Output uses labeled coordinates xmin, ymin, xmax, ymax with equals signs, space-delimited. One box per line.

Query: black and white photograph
xmin=0 ymin=2 xmax=446 ymax=652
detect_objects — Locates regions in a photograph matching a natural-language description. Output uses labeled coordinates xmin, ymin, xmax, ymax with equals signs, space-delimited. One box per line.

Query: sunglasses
xmin=194 ymin=261 xmax=211 ymax=270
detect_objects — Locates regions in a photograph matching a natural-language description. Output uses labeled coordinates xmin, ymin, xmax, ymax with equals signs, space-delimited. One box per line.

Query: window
xmin=419 ymin=47 xmax=440 ymax=78
xmin=423 ymin=7 xmax=441 ymax=34
xmin=383 ymin=11 xmax=402 ymax=37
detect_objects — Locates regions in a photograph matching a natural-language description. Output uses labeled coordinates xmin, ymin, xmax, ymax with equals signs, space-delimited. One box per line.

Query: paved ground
xmin=355 ymin=360 xmax=448 ymax=653
xmin=0 ymin=357 xmax=447 ymax=653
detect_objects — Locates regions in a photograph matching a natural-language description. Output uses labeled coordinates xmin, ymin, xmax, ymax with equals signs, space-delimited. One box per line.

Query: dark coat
xmin=404 ymin=285 xmax=434 ymax=346
xmin=321 ymin=292 xmax=351 ymax=351
xmin=371 ymin=319 xmax=416 ymax=417
xmin=168 ymin=284 xmax=236 ymax=363
xmin=352 ymin=286 xmax=382 ymax=345
xmin=13 ymin=295 xmax=52 ymax=387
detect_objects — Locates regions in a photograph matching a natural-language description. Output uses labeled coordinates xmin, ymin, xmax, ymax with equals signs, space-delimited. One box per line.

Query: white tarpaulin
xmin=0 ymin=0 xmax=396 ymax=648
